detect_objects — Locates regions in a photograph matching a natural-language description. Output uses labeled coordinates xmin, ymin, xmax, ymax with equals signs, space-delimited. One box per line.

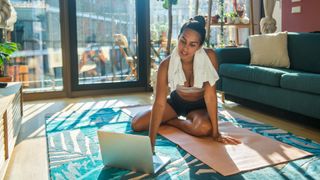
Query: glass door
xmin=8 ymin=0 xmax=64 ymax=93
xmin=69 ymin=0 xmax=149 ymax=91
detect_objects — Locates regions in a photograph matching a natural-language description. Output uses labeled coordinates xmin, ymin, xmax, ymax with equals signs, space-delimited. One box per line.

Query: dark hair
xmin=179 ymin=15 xmax=206 ymax=45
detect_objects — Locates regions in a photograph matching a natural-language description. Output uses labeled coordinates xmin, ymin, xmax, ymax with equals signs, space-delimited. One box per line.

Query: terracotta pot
xmin=0 ymin=76 xmax=13 ymax=82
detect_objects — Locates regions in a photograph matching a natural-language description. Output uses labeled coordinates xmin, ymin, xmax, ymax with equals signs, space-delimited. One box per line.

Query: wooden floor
xmin=3 ymin=92 xmax=320 ymax=180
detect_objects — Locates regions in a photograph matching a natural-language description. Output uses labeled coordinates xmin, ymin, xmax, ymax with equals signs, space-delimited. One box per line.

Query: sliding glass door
xmin=9 ymin=0 xmax=63 ymax=93
xmin=7 ymin=0 xmax=149 ymax=98
xmin=69 ymin=0 xmax=149 ymax=91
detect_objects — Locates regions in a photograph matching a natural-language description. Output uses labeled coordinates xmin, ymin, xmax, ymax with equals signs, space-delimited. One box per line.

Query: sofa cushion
xmin=288 ymin=32 xmax=320 ymax=73
xmin=249 ymin=32 xmax=290 ymax=68
xmin=220 ymin=64 xmax=297 ymax=87
xmin=280 ymin=72 xmax=320 ymax=95
xmin=215 ymin=47 xmax=251 ymax=65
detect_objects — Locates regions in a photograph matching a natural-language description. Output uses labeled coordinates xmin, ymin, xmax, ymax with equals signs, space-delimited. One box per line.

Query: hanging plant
xmin=157 ymin=0 xmax=178 ymax=55
xmin=160 ymin=0 xmax=178 ymax=9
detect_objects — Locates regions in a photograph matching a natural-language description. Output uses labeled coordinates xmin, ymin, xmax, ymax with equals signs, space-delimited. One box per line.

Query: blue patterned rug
xmin=45 ymin=106 xmax=320 ymax=180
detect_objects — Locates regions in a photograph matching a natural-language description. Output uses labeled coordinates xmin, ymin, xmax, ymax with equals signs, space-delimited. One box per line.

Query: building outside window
xmin=10 ymin=0 xmax=63 ymax=93
xmin=75 ymin=0 xmax=138 ymax=85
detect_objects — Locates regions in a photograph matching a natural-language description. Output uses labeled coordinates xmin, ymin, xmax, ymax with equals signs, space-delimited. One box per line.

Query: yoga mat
xmin=158 ymin=121 xmax=312 ymax=176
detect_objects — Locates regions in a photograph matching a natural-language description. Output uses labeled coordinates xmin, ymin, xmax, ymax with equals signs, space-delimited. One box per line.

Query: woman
xmin=131 ymin=16 xmax=240 ymax=152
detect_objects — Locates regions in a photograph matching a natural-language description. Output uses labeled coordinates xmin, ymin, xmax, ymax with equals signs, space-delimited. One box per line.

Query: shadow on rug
xmin=45 ymin=106 xmax=320 ymax=179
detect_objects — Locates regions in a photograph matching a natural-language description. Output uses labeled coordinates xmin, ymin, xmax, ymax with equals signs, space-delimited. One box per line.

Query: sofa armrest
xmin=215 ymin=47 xmax=251 ymax=65
xmin=215 ymin=47 xmax=250 ymax=91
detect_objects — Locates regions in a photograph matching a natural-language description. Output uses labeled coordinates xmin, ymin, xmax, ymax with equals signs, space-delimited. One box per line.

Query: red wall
xmin=282 ymin=0 xmax=320 ymax=32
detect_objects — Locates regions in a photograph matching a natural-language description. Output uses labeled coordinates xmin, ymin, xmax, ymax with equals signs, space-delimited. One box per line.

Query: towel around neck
xmin=168 ymin=47 xmax=219 ymax=92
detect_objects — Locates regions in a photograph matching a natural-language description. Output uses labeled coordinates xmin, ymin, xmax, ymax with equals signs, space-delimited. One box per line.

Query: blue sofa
xmin=215 ymin=32 xmax=320 ymax=119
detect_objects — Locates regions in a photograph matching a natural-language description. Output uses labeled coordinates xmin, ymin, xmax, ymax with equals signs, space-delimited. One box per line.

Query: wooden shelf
xmin=210 ymin=23 xmax=251 ymax=28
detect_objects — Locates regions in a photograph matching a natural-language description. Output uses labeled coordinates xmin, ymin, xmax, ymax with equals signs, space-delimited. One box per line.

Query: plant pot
xmin=226 ymin=17 xmax=233 ymax=24
xmin=234 ymin=17 xmax=240 ymax=24
xmin=0 ymin=76 xmax=13 ymax=82
xmin=241 ymin=16 xmax=250 ymax=24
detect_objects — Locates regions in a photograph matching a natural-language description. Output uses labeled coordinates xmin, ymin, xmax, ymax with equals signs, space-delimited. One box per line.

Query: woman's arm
xmin=204 ymin=48 xmax=219 ymax=137
xmin=203 ymin=83 xmax=219 ymax=137
xmin=203 ymin=84 xmax=240 ymax=145
xmin=204 ymin=49 xmax=241 ymax=144
xmin=149 ymin=59 xmax=170 ymax=152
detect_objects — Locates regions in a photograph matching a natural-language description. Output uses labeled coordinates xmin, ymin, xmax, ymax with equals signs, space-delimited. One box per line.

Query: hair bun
xmin=193 ymin=15 xmax=206 ymax=28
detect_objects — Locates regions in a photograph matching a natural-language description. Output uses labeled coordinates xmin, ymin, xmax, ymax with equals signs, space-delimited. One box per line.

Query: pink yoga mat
xmin=158 ymin=122 xmax=312 ymax=176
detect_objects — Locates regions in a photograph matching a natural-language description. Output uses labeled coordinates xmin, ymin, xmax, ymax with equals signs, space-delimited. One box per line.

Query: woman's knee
xmin=131 ymin=111 xmax=150 ymax=132
xmin=131 ymin=116 xmax=144 ymax=132
xmin=131 ymin=116 xmax=139 ymax=131
xmin=191 ymin=117 xmax=212 ymax=136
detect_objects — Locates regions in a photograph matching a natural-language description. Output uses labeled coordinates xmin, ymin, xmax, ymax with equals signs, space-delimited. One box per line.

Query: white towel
xmin=168 ymin=47 xmax=219 ymax=91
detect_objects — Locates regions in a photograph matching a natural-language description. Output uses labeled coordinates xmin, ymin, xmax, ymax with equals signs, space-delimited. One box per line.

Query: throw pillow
xmin=249 ymin=32 xmax=290 ymax=68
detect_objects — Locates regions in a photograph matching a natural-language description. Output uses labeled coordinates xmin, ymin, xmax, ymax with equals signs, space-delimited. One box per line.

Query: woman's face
xmin=178 ymin=28 xmax=202 ymax=60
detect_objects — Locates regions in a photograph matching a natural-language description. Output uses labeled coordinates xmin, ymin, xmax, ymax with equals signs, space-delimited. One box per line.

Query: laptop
xmin=97 ymin=130 xmax=170 ymax=174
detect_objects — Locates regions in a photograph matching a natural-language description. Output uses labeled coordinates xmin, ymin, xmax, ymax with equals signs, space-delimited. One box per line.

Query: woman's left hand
xmin=214 ymin=134 xmax=241 ymax=145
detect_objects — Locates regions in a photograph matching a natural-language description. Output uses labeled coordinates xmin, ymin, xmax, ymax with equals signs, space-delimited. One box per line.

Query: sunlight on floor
xmin=23 ymin=102 xmax=56 ymax=123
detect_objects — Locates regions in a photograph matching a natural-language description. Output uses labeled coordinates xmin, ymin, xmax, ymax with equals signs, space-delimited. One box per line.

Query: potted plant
xmin=232 ymin=12 xmax=240 ymax=24
xmin=225 ymin=12 xmax=233 ymax=24
xmin=0 ymin=41 xmax=17 ymax=82
xmin=157 ymin=0 xmax=178 ymax=55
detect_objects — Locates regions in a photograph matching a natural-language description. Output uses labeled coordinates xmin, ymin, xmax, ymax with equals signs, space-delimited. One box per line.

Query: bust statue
xmin=260 ymin=17 xmax=277 ymax=34
xmin=260 ymin=0 xmax=277 ymax=34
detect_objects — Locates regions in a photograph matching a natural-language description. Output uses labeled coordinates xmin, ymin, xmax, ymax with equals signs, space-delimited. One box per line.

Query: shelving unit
xmin=210 ymin=23 xmax=253 ymax=46
xmin=206 ymin=0 xmax=254 ymax=47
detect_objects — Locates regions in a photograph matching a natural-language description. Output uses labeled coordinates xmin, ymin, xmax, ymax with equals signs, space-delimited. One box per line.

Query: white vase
xmin=226 ymin=16 xmax=233 ymax=24
xmin=241 ymin=16 xmax=250 ymax=24
xmin=234 ymin=17 xmax=240 ymax=24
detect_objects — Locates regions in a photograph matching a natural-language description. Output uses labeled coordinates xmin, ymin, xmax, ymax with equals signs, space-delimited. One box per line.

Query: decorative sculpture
xmin=260 ymin=0 xmax=277 ymax=34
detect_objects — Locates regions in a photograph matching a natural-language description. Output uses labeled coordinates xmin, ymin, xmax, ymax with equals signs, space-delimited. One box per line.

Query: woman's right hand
xmin=214 ymin=134 xmax=241 ymax=145
xmin=148 ymin=58 xmax=170 ymax=155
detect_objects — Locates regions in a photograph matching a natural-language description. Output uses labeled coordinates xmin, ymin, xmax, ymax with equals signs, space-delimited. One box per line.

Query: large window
xmin=75 ymin=0 xmax=138 ymax=85
xmin=7 ymin=0 xmax=147 ymax=96
xmin=10 ymin=0 xmax=63 ymax=93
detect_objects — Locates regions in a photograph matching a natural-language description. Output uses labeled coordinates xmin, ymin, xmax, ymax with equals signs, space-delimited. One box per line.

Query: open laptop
xmin=97 ymin=130 xmax=170 ymax=174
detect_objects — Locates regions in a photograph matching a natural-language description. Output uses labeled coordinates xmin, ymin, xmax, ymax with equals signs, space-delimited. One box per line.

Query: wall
xmin=273 ymin=0 xmax=282 ymax=33
xmin=282 ymin=0 xmax=320 ymax=32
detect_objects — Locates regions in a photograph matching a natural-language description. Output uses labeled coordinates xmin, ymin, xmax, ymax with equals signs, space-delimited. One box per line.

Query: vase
xmin=234 ymin=17 xmax=240 ymax=24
